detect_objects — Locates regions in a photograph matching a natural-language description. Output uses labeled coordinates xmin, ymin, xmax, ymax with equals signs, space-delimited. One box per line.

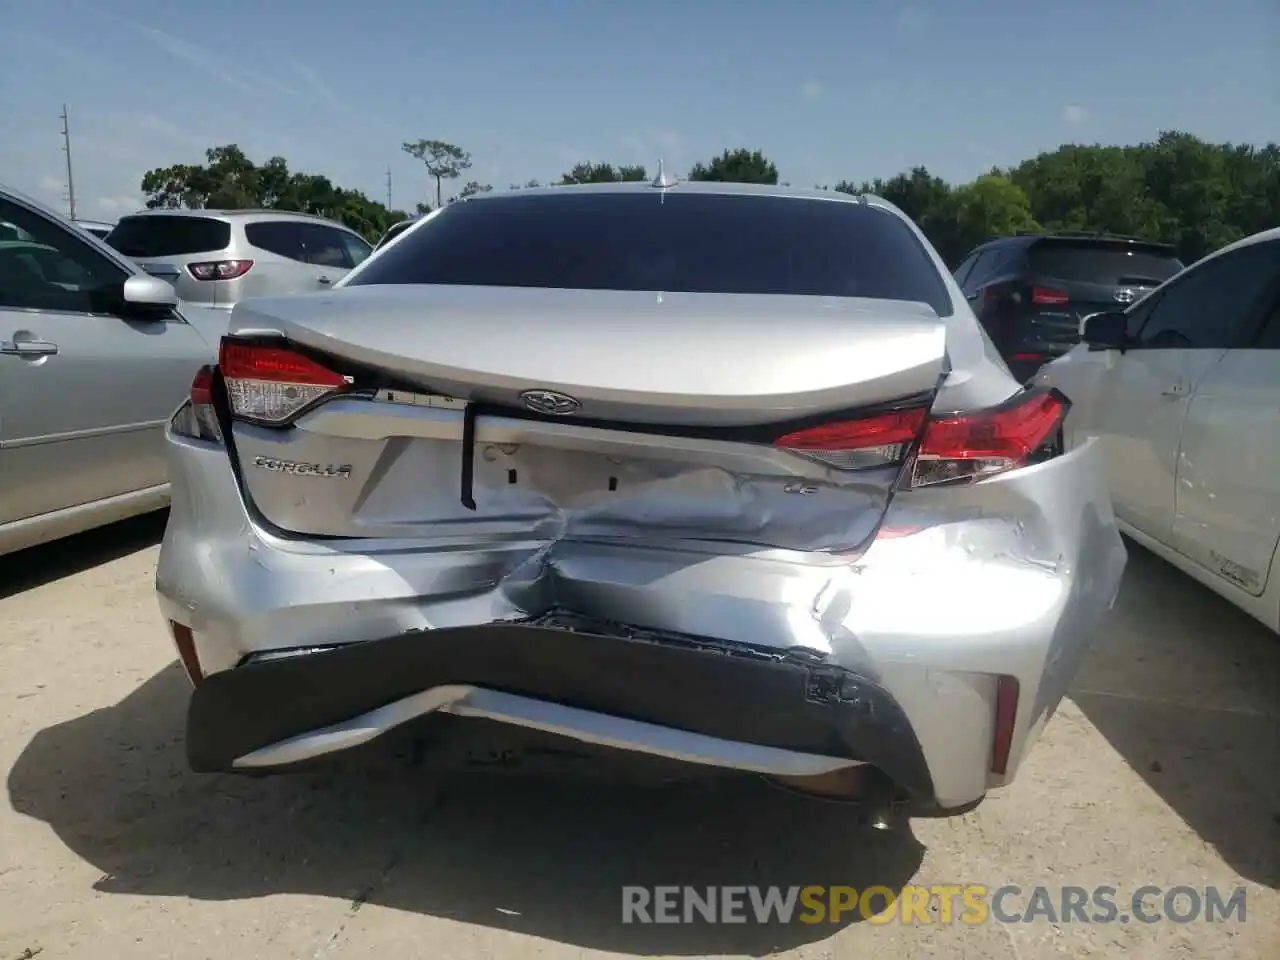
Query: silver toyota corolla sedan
xmin=155 ymin=179 xmax=1127 ymax=819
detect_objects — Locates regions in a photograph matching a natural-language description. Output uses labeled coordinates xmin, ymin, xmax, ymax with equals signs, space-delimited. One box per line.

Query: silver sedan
xmin=155 ymin=179 xmax=1127 ymax=821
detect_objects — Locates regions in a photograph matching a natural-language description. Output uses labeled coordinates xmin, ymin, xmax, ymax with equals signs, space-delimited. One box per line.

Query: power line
xmin=60 ymin=103 xmax=77 ymax=220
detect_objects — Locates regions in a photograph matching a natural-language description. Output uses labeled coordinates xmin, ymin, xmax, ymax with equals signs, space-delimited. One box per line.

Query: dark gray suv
xmin=953 ymin=232 xmax=1185 ymax=381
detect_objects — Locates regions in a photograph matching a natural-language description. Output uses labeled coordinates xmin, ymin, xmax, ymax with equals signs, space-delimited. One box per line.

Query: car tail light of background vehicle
xmin=1030 ymin=286 xmax=1070 ymax=305
xmin=187 ymin=259 xmax=254 ymax=281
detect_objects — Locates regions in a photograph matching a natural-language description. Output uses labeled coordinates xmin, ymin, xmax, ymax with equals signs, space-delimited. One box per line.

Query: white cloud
xmin=38 ymin=175 xmax=64 ymax=194
xmin=133 ymin=24 xmax=299 ymax=98
xmin=802 ymin=80 xmax=825 ymax=100
xmin=93 ymin=195 xmax=143 ymax=217
xmin=75 ymin=3 xmax=302 ymax=100
xmin=896 ymin=5 xmax=931 ymax=31
xmin=619 ymin=129 xmax=687 ymax=171
xmin=1062 ymin=104 xmax=1090 ymax=125
xmin=292 ymin=60 xmax=345 ymax=111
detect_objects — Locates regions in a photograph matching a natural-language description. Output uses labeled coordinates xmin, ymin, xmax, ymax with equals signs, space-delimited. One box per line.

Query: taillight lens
xmin=188 ymin=259 xmax=254 ymax=281
xmin=1031 ymin=286 xmax=1069 ymax=305
xmin=219 ymin=340 xmax=350 ymax=424
xmin=912 ymin=388 xmax=1068 ymax=487
xmin=773 ymin=408 xmax=927 ymax=470
xmin=771 ymin=389 xmax=1069 ymax=486
xmin=170 ymin=364 xmax=223 ymax=442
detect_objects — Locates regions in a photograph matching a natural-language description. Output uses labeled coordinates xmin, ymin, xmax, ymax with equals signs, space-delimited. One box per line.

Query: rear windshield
xmin=106 ymin=216 xmax=231 ymax=257
xmin=349 ymin=192 xmax=953 ymax=315
xmin=1029 ymin=242 xmax=1184 ymax=286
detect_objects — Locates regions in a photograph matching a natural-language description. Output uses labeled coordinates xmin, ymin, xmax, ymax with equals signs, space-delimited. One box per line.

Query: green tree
xmin=401 ymin=139 xmax=473 ymax=209
xmin=560 ymin=162 xmax=647 ymax=184
xmin=456 ymin=180 xmax=493 ymax=200
xmin=688 ymin=149 xmax=779 ymax=184
xmin=138 ymin=145 xmax=409 ymax=242
xmin=839 ymin=167 xmax=964 ymax=261
xmin=950 ymin=174 xmax=1039 ymax=254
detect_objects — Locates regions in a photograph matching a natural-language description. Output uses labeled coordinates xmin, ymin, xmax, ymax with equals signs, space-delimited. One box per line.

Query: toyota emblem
xmin=1114 ymin=288 xmax=1137 ymax=304
xmin=520 ymin=389 xmax=581 ymax=416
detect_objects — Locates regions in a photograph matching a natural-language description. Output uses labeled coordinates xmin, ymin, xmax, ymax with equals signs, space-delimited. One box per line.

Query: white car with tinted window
xmin=1033 ymin=227 xmax=1280 ymax=630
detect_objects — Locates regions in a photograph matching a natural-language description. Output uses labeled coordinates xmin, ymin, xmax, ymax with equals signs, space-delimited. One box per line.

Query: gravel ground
xmin=0 ymin=513 xmax=1276 ymax=959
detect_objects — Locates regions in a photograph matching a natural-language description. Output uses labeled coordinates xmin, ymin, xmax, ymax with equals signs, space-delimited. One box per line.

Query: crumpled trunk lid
xmin=226 ymin=285 xmax=949 ymax=552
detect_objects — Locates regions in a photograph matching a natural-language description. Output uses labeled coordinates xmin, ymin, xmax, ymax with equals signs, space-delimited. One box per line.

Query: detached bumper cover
xmin=187 ymin=621 xmax=937 ymax=801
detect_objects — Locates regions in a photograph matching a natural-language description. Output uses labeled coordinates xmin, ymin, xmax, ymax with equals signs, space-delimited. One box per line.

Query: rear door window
xmin=105 ymin=216 xmax=230 ymax=257
xmin=338 ymin=230 xmax=373 ymax=267
xmin=245 ymin=221 xmax=308 ymax=263
xmin=1028 ymin=242 xmax=1184 ymax=287
xmin=298 ymin=224 xmax=350 ymax=268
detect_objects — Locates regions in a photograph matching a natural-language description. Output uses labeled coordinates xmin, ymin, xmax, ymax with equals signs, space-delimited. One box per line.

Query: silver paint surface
xmin=156 ymin=184 xmax=1129 ymax=809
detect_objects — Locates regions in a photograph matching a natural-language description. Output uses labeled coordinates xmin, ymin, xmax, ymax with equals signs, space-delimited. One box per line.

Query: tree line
xmin=139 ymin=132 xmax=1278 ymax=263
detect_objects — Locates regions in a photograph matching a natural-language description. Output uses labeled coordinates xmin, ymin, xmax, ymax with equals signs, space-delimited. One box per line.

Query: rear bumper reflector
xmin=990 ymin=674 xmax=1020 ymax=775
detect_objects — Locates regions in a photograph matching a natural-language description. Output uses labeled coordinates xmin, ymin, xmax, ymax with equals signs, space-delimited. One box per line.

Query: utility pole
xmin=385 ymin=165 xmax=392 ymax=209
xmin=60 ymin=104 xmax=77 ymax=220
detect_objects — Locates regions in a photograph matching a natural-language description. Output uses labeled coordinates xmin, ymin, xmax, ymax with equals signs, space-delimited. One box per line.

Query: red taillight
xmin=773 ymin=408 xmax=927 ymax=470
xmin=171 ymin=364 xmax=222 ymax=442
xmin=190 ymin=364 xmax=214 ymax=406
xmin=770 ymin=390 xmax=1068 ymax=483
xmin=219 ymin=340 xmax=349 ymax=424
xmin=188 ymin=259 xmax=254 ymax=281
xmin=1030 ymin=286 xmax=1069 ymax=305
xmin=913 ymin=388 xmax=1068 ymax=487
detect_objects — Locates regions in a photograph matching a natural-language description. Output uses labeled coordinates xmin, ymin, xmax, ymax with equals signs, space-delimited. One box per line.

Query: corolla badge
xmin=520 ymin=389 xmax=581 ymax=415
xmin=1114 ymin=288 xmax=1138 ymax=304
xmin=252 ymin=456 xmax=352 ymax=479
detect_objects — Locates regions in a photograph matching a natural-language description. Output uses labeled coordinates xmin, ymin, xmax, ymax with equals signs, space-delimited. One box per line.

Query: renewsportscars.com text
xmin=621 ymin=884 xmax=1248 ymax=925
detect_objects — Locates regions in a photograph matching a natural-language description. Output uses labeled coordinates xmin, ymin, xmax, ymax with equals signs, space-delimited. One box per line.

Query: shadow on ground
xmin=1072 ymin=538 xmax=1280 ymax=888
xmin=7 ymin=663 xmax=925 ymax=954
xmin=0 ymin=511 xmax=167 ymax=601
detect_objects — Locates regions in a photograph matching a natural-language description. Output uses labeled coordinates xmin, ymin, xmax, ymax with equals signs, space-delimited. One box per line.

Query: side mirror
xmin=122 ymin=274 xmax=179 ymax=313
xmin=1080 ymin=310 xmax=1128 ymax=351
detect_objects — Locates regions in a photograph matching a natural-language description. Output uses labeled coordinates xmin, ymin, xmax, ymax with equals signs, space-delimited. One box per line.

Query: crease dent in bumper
xmin=232 ymin=682 xmax=865 ymax=777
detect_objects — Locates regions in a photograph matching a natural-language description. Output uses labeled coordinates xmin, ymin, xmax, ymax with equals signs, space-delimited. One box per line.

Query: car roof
xmin=114 ymin=208 xmax=358 ymax=227
xmin=459 ymin=178 xmax=887 ymax=207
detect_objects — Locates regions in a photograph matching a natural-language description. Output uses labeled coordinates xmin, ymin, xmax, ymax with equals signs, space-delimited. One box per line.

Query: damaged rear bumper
xmin=159 ymin=430 xmax=1127 ymax=811
xmin=189 ymin=619 xmax=937 ymax=800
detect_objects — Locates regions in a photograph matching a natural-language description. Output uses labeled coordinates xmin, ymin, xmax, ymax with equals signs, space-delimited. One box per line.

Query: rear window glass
xmin=1029 ymin=242 xmax=1184 ymax=286
xmin=349 ymin=192 xmax=953 ymax=316
xmin=105 ymin=216 xmax=231 ymax=257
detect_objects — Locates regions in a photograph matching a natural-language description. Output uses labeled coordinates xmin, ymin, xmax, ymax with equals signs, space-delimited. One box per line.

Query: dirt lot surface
xmin=1 ymin=513 xmax=1277 ymax=959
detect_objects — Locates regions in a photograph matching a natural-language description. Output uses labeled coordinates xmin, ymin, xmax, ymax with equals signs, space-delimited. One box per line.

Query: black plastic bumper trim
xmin=187 ymin=623 xmax=937 ymax=802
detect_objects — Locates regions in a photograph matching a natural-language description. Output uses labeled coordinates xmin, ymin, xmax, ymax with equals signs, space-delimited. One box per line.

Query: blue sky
xmin=2 ymin=0 xmax=1276 ymax=220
